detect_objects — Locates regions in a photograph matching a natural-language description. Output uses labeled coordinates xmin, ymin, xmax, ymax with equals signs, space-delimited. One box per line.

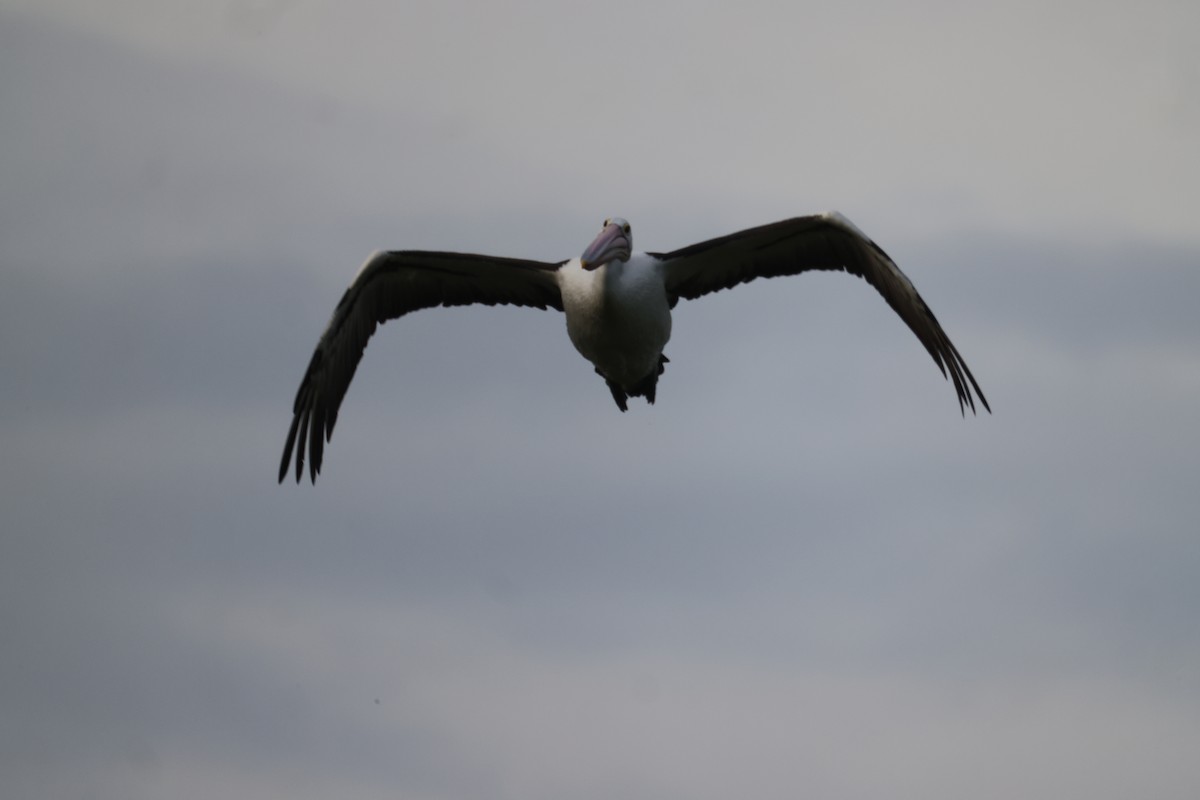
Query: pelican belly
xmin=559 ymin=254 xmax=672 ymax=388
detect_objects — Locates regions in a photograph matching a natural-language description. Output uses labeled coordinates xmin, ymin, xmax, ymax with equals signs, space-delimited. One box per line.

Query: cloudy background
xmin=3 ymin=1 xmax=1199 ymax=797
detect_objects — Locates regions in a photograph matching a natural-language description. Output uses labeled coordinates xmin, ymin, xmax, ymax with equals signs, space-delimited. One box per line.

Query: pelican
xmin=280 ymin=212 xmax=989 ymax=483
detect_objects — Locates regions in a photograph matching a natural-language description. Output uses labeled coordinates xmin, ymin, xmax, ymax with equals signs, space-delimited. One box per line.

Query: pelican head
xmin=580 ymin=217 xmax=632 ymax=270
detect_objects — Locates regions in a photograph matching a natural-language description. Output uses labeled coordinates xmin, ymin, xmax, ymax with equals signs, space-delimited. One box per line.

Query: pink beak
xmin=580 ymin=222 xmax=632 ymax=270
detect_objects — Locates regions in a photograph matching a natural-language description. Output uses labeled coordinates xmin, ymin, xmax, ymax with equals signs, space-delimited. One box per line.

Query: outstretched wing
xmin=280 ymin=250 xmax=565 ymax=483
xmin=655 ymin=212 xmax=989 ymax=415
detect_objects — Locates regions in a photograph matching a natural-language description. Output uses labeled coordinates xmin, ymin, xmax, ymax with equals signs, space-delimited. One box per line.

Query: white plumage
xmin=561 ymin=252 xmax=672 ymax=394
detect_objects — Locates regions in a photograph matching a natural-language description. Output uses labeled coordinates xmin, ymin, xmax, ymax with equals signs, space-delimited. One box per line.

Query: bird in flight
xmin=280 ymin=212 xmax=989 ymax=483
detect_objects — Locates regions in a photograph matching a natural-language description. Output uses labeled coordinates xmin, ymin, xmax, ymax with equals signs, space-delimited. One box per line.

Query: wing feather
xmin=280 ymin=250 xmax=565 ymax=483
xmin=656 ymin=213 xmax=989 ymax=415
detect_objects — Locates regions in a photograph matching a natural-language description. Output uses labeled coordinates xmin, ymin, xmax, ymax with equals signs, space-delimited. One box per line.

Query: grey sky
xmin=2 ymin=2 xmax=1199 ymax=799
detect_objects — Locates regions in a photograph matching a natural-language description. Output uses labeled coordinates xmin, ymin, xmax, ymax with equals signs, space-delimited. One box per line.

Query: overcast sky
xmin=2 ymin=1 xmax=1199 ymax=798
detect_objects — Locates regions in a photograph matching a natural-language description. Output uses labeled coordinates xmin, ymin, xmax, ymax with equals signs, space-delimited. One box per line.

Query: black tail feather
xmin=599 ymin=354 xmax=669 ymax=412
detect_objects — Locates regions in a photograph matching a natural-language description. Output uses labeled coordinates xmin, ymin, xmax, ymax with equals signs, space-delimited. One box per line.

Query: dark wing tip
xmin=956 ymin=354 xmax=991 ymax=416
xmin=279 ymin=366 xmax=330 ymax=485
xmin=278 ymin=411 xmax=301 ymax=484
xmin=930 ymin=323 xmax=989 ymax=417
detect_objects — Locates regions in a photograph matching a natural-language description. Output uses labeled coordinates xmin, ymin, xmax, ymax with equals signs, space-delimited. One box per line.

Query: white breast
xmin=558 ymin=253 xmax=672 ymax=388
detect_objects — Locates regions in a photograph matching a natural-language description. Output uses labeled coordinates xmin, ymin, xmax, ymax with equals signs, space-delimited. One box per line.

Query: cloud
xmin=16 ymin=586 xmax=1197 ymax=800
xmin=3 ymin=5 xmax=1200 ymax=800
xmin=6 ymin=217 xmax=1199 ymax=797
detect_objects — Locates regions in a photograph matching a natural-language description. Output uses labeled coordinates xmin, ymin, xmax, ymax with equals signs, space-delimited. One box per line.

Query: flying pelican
xmin=280 ymin=212 xmax=989 ymax=483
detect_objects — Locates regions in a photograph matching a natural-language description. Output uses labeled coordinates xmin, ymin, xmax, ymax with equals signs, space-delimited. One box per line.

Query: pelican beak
xmin=580 ymin=222 xmax=631 ymax=271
